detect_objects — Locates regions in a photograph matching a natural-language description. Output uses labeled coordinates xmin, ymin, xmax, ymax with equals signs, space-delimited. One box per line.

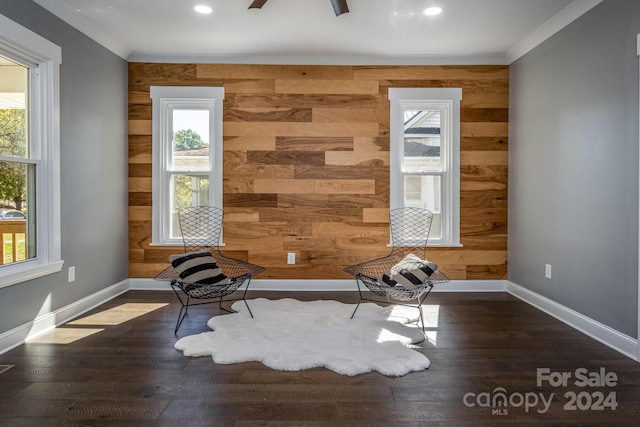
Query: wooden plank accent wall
xmin=128 ymin=63 xmax=508 ymax=281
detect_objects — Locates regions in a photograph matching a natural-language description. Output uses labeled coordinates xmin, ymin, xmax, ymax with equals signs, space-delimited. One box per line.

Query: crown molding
xmin=506 ymin=0 xmax=603 ymax=64
xmin=32 ymin=0 xmax=131 ymax=59
xmin=126 ymin=52 xmax=508 ymax=66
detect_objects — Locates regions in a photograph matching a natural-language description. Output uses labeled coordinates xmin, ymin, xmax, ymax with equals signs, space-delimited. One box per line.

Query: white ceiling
xmin=33 ymin=0 xmax=602 ymax=64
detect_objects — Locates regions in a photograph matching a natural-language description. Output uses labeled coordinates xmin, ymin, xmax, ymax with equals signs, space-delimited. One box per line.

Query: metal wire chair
xmin=154 ymin=206 xmax=265 ymax=333
xmin=343 ymin=207 xmax=449 ymax=333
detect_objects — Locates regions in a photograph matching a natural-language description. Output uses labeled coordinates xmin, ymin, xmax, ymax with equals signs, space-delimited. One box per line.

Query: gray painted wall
xmin=0 ymin=1 xmax=128 ymax=335
xmin=509 ymin=0 xmax=639 ymax=338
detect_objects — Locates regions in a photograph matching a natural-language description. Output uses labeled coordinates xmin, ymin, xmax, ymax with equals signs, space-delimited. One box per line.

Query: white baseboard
xmin=0 ymin=279 xmax=129 ymax=355
xmin=129 ymin=278 xmax=509 ymax=292
xmin=506 ymin=280 xmax=638 ymax=361
xmin=2 ymin=277 xmax=637 ymax=363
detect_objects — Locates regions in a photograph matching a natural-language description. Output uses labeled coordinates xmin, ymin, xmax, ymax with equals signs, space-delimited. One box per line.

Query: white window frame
xmin=0 ymin=13 xmax=63 ymax=288
xmin=389 ymin=88 xmax=462 ymax=247
xmin=150 ymin=86 xmax=224 ymax=246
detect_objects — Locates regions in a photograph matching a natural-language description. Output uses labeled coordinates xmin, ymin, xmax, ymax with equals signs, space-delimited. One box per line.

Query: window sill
xmin=0 ymin=260 xmax=64 ymax=289
xmin=388 ymin=242 xmax=463 ymax=248
xmin=149 ymin=241 xmax=226 ymax=247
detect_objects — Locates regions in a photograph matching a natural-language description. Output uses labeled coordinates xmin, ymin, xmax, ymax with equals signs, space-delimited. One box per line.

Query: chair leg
xmin=171 ymin=280 xmax=192 ymax=334
xmin=174 ymin=294 xmax=191 ymax=334
xmin=241 ymin=278 xmax=254 ymax=318
xmin=415 ymin=285 xmax=433 ymax=335
xmin=416 ymin=302 xmax=425 ymax=334
xmin=350 ymin=277 xmax=366 ymax=319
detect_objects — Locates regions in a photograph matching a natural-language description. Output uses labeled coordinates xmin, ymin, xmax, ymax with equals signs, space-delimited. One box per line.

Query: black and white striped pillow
xmin=169 ymin=250 xmax=229 ymax=285
xmin=381 ymin=253 xmax=438 ymax=289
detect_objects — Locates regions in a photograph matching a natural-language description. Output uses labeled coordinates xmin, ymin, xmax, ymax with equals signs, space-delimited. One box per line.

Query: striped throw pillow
xmin=381 ymin=253 xmax=438 ymax=289
xmin=169 ymin=250 xmax=230 ymax=285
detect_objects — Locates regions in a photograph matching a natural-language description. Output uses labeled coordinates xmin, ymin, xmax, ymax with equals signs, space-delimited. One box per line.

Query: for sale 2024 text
xmin=537 ymin=367 xmax=618 ymax=411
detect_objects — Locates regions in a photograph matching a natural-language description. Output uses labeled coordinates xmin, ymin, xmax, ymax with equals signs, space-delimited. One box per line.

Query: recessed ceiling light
xmin=423 ymin=6 xmax=443 ymax=16
xmin=194 ymin=5 xmax=213 ymax=14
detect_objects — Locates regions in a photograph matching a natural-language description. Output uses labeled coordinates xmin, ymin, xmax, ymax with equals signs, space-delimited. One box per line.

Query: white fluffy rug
xmin=174 ymin=298 xmax=430 ymax=377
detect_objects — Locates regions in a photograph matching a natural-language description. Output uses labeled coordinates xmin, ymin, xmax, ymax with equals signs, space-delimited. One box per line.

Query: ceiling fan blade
xmin=330 ymin=0 xmax=349 ymax=16
xmin=249 ymin=0 xmax=269 ymax=9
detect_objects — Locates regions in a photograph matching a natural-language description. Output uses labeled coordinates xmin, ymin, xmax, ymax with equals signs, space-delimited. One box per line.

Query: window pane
xmin=0 ymin=161 xmax=36 ymax=265
xmin=0 ymin=57 xmax=28 ymax=158
xmin=402 ymin=108 xmax=441 ymax=172
xmin=171 ymin=109 xmax=210 ymax=171
xmin=404 ymin=174 xmax=442 ymax=239
xmin=170 ymin=174 xmax=209 ymax=239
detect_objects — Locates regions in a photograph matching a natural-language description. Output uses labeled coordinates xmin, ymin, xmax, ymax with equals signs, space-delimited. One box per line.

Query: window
xmin=389 ymin=88 xmax=462 ymax=246
xmin=150 ymin=86 xmax=224 ymax=245
xmin=0 ymin=14 xmax=62 ymax=288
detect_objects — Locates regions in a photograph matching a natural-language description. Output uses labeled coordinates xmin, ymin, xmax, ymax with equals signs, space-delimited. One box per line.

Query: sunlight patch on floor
xmin=28 ymin=328 xmax=104 ymax=344
xmin=0 ymin=365 xmax=14 ymax=375
xmin=68 ymin=303 xmax=169 ymax=326
xmin=384 ymin=304 xmax=440 ymax=346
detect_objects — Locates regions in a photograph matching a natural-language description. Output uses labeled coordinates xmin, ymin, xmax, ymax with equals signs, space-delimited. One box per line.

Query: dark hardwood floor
xmin=0 ymin=290 xmax=638 ymax=426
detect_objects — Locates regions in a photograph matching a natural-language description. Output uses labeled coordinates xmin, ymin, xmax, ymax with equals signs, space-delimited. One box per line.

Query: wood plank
xmin=128 ymin=90 xmax=151 ymax=105
xmin=224 ymin=135 xmax=276 ymax=151
xmin=276 ymin=137 xmax=353 ymax=152
xmin=460 ymin=122 xmax=509 ymax=137
xmin=311 ymin=221 xmax=388 ymax=237
xmin=294 ymin=165 xmax=388 ymax=180
xmin=229 ymin=94 xmax=388 ymax=109
xmin=128 ymin=104 xmax=151 ymax=121
xmin=335 ymin=236 xmax=390 ymax=250
xmin=353 ymin=65 xmax=509 ymax=80
xmin=277 ymin=194 xmax=330 ymax=208
xmin=312 ymin=107 xmax=390 ymax=123
xmin=223 ymin=209 xmax=261 ymax=222
xmin=276 ymin=79 xmax=379 ymax=95
xmin=247 ymin=151 xmax=325 ymax=166
xmin=460 ymin=189 xmax=508 ymax=209
xmin=128 ymin=206 xmax=152 ymax=221
xmin=128 ymin=192 xmax=152 ymax=206
xmin=128 ymin=120 xmax=151 ymax=135
xmin=424 ymin=249 xmax=507 ymax=265
xmin=223 ymin=176 xmax=254 ymax=193
xmin=223 ymin=79 xmax=275 ymax=94
xmin=460 ymin=151 xmax=508 ymax=166
xmin=224 ymin=122 xmax=379 ymax=137
xmin=460 ymin=136 xmax=508 ymax=151
xmin=362 ymin=208 xmax=389 ymax=223
xmin=328 ymin=194 xmax=388 ymax=209
xmin=197 ymin=64 xmax=354 ymax=80
xmin=223 ymin=193 xmax=278 ymax=208
xmin=225 ymin=107 xmax=312 ymax=122
xmin=466 ymin=264 xmax=508 ymax=279
xmin=314 ymin=180 xmax=376 ymax=194
xmin=460 ymin=165 xmax=508 ymax=191
xmin=461 ymin=108 xmax=508 ymax=122
xmin=325 ymin=151 xmax=389 ymax=166
xmin=253 ymin=179 xmax=316 ymax=194
xmin=259 ymin=207 xmax=362 ymax=222
xmin=128 ymin=163 xmax=151 ymax=177
xmin=128 ymin=177 xmax=152 ymax=192
xmin=223 ymin=222 xmax=313 ymax=238
xmin=128 ymin=135 xmax=152 ymax=163
xmin=225 ymin=165 xmax=294 ymax=179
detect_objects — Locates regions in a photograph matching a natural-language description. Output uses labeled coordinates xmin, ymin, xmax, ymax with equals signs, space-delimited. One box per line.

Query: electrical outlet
xmin=287 ymin=253 xmax=296 ymax=264
xmin=545 ymin=264 xmax=552 ymax=279
xmin=68 ymin=266 xmax=76 ymax=283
